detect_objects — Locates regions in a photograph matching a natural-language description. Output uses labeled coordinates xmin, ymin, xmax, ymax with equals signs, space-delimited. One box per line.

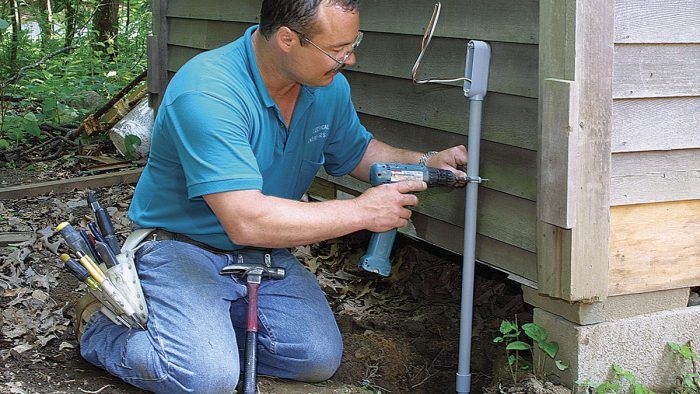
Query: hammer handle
xmin=243 ymin=282 xmax=260 ymax=394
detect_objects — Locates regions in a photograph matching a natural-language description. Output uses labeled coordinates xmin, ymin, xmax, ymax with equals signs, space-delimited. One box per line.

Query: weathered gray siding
xmin=608 ymin=0 xmax=700 ymax=296
xmin=154 ymin=0 xmax=542 ymax=282
xmin=610 ymin=0 xmax=700 ymax=206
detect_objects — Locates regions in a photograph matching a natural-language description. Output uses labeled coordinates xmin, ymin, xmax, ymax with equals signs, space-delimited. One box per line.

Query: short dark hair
xmin=259 ymin=0 xmax=359 ymax=42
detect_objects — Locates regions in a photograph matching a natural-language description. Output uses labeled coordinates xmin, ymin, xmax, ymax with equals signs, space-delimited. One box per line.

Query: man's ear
xmin=275 ymin=27 xmax=296 ymax=53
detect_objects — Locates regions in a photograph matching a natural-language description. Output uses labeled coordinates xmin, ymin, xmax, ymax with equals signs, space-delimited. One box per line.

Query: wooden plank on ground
xmin=609 ymin=200 xmax=700 ymax=295
xmin=0 ymin=168 xmax=143 ymax=200
xmin=614 ymin=0 xmax=700 ymax=44
xmin=346 ymin=71 xmax=538 ymax=151
xmin=610 ymin=149 xmax=700 ymax=205
xmin=0 ymin=232 xmax=34 ymax=246
xmin=612 ymin=97 xmax=700 ymax=153
xmin=359 ymin=114 xmax=536 ymax=201
xmin=539 ymin=78 xmax=578 ymax=228
xmin=613 ymin=44 xmax=700 ymax=98
xmin=167 ymin=0 xmax=540 ymax=44
xmin=167 ymin=18 xmax=539 ymax=98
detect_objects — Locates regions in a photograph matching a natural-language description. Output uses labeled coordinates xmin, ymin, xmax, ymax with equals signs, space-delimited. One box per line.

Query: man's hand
xmin=353 ymin=180 xmax=427 ymax=232
xmin=424 ymin=145 xmax=468 ymax=178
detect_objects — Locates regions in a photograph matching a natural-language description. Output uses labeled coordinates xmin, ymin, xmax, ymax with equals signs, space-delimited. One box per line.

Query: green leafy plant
xmin=576 ymin=365 xmax=654 ymax=394
xmin=494 ymin=319 xmax=568 ymax=385
xmin=123 ymin=134 xmax=142 ymax=160
xmin=668 ymin=342 xmax=700 ymax=393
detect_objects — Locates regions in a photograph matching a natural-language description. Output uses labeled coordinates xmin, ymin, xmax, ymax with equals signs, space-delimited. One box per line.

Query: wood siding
xmin=608 ymin=0 xmax=700 ymax=295
xmin=157 ymin=0 xmax=541 ymax=282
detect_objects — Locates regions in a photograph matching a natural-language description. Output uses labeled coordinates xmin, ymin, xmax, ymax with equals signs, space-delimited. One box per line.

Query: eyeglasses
xmin=290 ymin=29 xmax=363 ymax=72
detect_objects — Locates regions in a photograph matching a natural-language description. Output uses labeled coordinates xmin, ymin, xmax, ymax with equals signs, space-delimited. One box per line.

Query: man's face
xmin=288 ymin=4 xmax=361 ymax=86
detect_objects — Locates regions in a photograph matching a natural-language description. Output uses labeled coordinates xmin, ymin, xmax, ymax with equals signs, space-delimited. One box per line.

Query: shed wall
xmin=608 ymin=0 xmax=700 ymax=295
xmin=156 ymin=0 xmax=541 ymax=282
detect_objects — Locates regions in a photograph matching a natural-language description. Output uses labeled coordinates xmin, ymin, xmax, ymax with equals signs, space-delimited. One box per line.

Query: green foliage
xmin=123 ymin=134 xmax=142 ymax=160
xmin=576 ymin=342 xmax=700 ymax=393
xmin=0 ymin=0 xmax=151 ymax=156
xmin=493 ymin=319 xmax=568 ymax=385
xmin=668 ymin=342 xmax=700 ymax=394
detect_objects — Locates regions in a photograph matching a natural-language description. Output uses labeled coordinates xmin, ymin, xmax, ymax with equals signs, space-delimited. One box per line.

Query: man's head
xmin=258 ymin=0 xmax=361 ymax=86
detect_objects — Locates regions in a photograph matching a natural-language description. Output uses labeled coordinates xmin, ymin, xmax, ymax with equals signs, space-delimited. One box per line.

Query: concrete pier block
xmin=534 ymin=306 xmax=700 ymax=391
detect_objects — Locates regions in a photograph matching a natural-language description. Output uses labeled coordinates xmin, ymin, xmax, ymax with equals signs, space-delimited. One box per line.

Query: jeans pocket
xmin=135 ymin=240 xmax=180 ymax=274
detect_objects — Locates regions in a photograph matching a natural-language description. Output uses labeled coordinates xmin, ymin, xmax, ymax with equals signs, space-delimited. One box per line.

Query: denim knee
xmin=165 ymin=355 xmax=240 ymax=393
xmin=293 ymin=334 xmax=343 ymax=382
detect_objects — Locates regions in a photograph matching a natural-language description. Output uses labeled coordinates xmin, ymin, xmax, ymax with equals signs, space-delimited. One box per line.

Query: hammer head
xmin=220 ymin=264 xmax=286 ymax=280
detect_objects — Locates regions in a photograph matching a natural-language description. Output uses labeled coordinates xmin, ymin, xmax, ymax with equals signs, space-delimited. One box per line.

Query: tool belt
xmin=148 ymin=228 xmax=274 ymax=265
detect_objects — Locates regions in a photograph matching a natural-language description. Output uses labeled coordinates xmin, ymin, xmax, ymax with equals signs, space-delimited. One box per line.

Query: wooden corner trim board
xmin=539 ymin=78 xmax=578 ymax=229
xmin=537 ymin=0 xmax=614 ymax=302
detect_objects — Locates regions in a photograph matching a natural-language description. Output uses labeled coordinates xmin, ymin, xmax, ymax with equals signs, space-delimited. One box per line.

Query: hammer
xmin=220 ymin=253 xmax=285 ymax=394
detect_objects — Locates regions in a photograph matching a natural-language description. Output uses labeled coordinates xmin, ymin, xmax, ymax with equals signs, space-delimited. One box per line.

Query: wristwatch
xmin=418 ymin=151 xmax=438 ymax=166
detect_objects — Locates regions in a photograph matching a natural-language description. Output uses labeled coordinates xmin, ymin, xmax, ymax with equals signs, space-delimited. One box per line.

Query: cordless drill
xmin=358 ymin=162 xmax=467 ymax=276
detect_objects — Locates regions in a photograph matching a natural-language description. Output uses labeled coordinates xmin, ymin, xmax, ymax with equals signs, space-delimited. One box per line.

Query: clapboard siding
xmin=359 ymin=114 xmax=537 ymax=201
xmin=614 ymin=0 xmax=700 ymax=44
xmin=167 ymin=18 xmax=538 ymax=98
xmin=346 ymin=71 xmax=538 ymax=150
xmin=168 ymin=0 xmax=539 ymax=44
xmin=168 ymin=45 xmax=204 ymax=72
xmin=612 ymin=97 xmax=700 ymax=153
xmin=318 ymin=170 xmax=537 ymax=253
xmin=610 ymin=150 xmax=700 ymax=205
xmin=613 ymin=44 xmax=700 ymax=99
xmin=168 ymin=18 xmax=249 ymax=49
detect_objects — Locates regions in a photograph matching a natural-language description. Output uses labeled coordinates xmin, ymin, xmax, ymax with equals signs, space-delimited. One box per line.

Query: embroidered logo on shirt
xmin=308 ymin=124 xmax=330 ymax=143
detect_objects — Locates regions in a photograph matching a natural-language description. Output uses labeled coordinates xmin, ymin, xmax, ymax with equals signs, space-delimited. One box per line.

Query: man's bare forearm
xmin=350 ymin=139 xmax=422 ymax=181
xmin=204 ymin=181 xmax=424 ymax=248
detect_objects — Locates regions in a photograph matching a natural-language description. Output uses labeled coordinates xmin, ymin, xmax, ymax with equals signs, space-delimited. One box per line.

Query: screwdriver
xmin=87 ymin=192 xmax=121 ymax=255
xmin=56 ymin=222 xmax=98 ymax=262
xmin=59 ymin=254 xmax=99 ymax=290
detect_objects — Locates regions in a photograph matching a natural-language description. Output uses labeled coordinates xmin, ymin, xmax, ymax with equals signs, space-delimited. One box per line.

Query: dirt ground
xmin=1 ymin=163 xmax=541 ymax=394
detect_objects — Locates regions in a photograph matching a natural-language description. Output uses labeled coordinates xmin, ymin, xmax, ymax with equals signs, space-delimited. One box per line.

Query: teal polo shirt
xmin=128 ymin=25 xmax=373 ymax=250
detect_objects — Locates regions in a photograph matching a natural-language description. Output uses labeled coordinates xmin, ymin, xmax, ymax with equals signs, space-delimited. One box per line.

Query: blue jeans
xmin=79 ymin=241 xmax=343 ymax=393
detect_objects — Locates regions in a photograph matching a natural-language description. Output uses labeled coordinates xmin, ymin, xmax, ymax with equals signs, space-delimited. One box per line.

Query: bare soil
xmin=1 ymin=169 xmax=538 ymax=394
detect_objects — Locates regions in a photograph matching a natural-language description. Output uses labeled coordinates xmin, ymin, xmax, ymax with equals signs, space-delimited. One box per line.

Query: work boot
xmin=73 ymin=293 xmax=101 ymax=343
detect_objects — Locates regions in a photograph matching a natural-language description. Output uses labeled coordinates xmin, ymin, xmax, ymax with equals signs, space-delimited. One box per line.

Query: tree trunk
xmin=36 ymin=0 xmax=53 ymax=48
xmin=125 ymin=0 xmax=130 ymax=29
xmin=92 ymin=0 xmax=120 ymax=57
xmin=63 ymin=0 xmax=76 ymax=48
xmin=9 ymin=0 xmax=20 ymax=67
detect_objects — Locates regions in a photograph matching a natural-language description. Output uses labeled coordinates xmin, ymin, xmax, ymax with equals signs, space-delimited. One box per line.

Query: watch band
xmin=418 ymin=151 xmax=438 ymax=166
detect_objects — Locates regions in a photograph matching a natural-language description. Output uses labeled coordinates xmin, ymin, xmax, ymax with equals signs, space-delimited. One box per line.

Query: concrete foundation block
xmin=534 ymin=306 xmax=700 ymax=391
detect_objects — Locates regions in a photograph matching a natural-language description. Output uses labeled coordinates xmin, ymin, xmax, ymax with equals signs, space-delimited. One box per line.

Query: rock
xmin=65 ymin=90 xmax=101 ymax=110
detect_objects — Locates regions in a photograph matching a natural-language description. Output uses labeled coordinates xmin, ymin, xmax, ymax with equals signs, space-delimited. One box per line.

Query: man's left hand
xmin=425 ymin=145 xmax=468 ymax=178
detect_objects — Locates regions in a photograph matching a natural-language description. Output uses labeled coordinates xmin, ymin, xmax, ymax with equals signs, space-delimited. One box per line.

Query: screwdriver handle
xmin=56 ymin=222 xmax=98 ymax=262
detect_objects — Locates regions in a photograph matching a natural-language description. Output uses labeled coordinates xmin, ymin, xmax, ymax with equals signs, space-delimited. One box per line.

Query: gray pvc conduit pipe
xmin=456 ymin=40 xmax=491 ymax=394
